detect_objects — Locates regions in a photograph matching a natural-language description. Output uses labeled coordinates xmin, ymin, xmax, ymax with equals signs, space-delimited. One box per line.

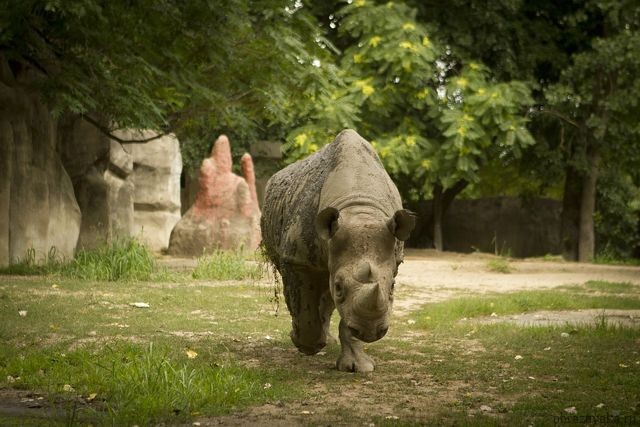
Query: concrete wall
xmin=407 ymin=197 xmax=562 ymax=257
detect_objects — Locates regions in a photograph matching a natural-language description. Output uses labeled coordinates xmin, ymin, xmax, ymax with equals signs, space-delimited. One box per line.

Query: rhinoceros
xmin=260 ymin=129 xmax=415 ymax=372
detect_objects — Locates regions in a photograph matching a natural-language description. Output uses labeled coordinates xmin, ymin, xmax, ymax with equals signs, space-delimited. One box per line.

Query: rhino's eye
xmin=334 ymin=280 xmax=345 ymax=302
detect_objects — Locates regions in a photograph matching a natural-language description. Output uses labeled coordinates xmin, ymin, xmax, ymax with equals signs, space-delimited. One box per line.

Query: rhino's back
xmin=261 ymin=137 xmax=339 ymax=269
xmin=261 ymin=129 xmax=401 ymax=269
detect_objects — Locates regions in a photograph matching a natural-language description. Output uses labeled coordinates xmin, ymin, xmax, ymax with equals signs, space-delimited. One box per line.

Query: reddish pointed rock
xmin=168 ymin=135 xmax=261 ymax=256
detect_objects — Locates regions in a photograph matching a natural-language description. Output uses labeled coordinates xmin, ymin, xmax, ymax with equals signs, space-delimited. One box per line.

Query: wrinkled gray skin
xmin=261 ymin=129 xmax=415 ymax=372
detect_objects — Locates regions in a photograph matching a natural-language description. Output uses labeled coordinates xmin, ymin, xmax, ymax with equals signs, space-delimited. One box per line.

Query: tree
xmin=0 ymin=0 xmax=340 ymax=170
xmin=286 ymin=1 xmax=535 ymax=251
xmin=408 ymin=0 xmax=640 ymax=260
xmin=541 ymin=1 xmax=640 ymax=261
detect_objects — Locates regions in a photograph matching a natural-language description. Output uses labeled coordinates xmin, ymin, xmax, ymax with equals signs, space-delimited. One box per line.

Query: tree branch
xmin=540 ymin=107 xmax=581 ymax=128
xmin=82 ymin=115 xmax=167 ymax=144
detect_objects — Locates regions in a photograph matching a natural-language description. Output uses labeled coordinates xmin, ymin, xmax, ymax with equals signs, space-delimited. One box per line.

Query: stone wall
xmin=408 ymin=197 xmax=562 ymax=257
xmin=0 ymin=56 xmax=81 ymax=266
xmin=122 ymin=131 xmax=182 ymax=252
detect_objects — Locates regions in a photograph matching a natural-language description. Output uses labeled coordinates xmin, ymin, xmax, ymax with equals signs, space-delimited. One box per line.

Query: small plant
xmin=192 ymin=250 xmax=263 ymax=281
xmin=486 ymin=257 xmax=512 ymax=273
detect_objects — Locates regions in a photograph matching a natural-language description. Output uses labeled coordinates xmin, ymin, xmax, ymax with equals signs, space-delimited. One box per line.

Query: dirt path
xmin=393 ymin=249 xmax=640 ymax=314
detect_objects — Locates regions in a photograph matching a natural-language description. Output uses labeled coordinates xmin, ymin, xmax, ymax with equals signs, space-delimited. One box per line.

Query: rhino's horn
xmin=358 ymin=282 xmax=387 ymax=312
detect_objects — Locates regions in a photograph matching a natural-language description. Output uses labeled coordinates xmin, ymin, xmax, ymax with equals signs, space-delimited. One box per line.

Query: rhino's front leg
xmin=336 ymin=319 xmax=374 ymax=373
xmin=282 ymin=264 xmax=333 ymax=355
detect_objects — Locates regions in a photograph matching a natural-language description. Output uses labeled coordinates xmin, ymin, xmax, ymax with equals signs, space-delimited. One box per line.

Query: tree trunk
xmin=433 ymin=184 xmax=443 ymax=251
xmin=578 ymin=149 xmax=600 ymax=262
xmin=431 ymin=179 xmax=468 ymax=252
xmin=560 ymin=165 xmax=582 ymax=261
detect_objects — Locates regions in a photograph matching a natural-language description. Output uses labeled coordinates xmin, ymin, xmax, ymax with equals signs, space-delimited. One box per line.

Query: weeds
xmin=486 ymin=257 xmax=512 ymax=273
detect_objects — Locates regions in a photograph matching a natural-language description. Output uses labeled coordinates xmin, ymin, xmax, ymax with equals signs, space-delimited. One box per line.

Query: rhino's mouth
xmin=347 ymin=323 xmax=389 ymax=343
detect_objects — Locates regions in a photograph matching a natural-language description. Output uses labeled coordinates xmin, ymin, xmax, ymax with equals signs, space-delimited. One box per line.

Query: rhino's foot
xmin=337 ymin=319 xmax=375 ymax=373
xmin=336 ymin=349 xmax=374 ymax=373
xmin=291 ymin=329 xmax=327 ymax=355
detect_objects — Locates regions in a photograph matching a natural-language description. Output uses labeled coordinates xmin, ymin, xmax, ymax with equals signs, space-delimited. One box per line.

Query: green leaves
xmin=285 ymin=0 xmax=534 ymax=199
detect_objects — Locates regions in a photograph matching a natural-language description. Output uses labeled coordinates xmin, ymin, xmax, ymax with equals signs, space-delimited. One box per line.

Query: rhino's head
xmin=316 ymin=207 xmax=415 ymax=343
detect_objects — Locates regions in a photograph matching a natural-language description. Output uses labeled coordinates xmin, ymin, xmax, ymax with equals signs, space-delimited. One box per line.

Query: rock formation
xmin=168 ymin=135 xmax=260 ymax=256
xmin=121 ymin=131 xmax=182 ymax=252
xmin=59 ymin=117 xmax=134 ymax=249
xmin=0 ymin=55 xmax=81 ymax=266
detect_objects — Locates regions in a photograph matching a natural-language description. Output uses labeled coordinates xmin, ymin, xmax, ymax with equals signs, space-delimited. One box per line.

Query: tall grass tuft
xmin=192 ymin=250 xmax=263 ymax=281
xmin=61 ymin=238 xmax=156 ymax=281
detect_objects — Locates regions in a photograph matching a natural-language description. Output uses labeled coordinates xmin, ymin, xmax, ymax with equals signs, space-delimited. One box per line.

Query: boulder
xmin=0 ymin=55 xmax=81 ymax=266
xmin=122 ymin=131 xmax=182 ymax=252
xmin=169 ymin=135 xmax=260 ymax=256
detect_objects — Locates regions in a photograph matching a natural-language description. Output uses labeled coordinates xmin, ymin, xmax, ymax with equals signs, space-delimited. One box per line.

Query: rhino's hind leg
xmin=282 ymin=264 xmax=333 ymax=355
xmin=336 ymin=319 xmax=375 ymax=373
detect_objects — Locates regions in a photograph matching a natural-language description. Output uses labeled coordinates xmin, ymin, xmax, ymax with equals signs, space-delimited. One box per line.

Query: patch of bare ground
xmin=192 ymin=330 xmax=496 ymax=426
xmin=471 ymin=309 xmax=640 ymax=327
xmin=394 ymin=249 xmax=640 ymax=314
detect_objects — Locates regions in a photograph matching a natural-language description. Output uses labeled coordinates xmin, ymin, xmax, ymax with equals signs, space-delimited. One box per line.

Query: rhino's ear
xmin=315 ymin=207 xmax=340 ymax=240
xmin=387 ymin=209 xmax=416 ymax=241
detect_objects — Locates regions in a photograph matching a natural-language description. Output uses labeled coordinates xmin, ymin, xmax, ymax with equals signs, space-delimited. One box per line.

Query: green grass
xmin=593 ymin=250 xmax=640 ymax=266
xmin=63 ymin=239 xmax=157 ymax=281
xmin=0 ymin=276 xmax=294 ymax=425
xmin=192 ymin=250 xmax=264 ymax=280
xmin=0 ymin=241 xmax=264 ymax=283
xmin=584 ymin=280 xmax=640 ymax=294
xmin=0 ymin=247 xmax=63 ymax=276
xmin=412 ymin=288 xmax=640 ymax=329
xmin=1 ymin=277 xmax=639 ymax=425
xmin=0 ymin=239 xmax=155 ymax=281
xmin=0 ymin=342 xmax=286 ymax=425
